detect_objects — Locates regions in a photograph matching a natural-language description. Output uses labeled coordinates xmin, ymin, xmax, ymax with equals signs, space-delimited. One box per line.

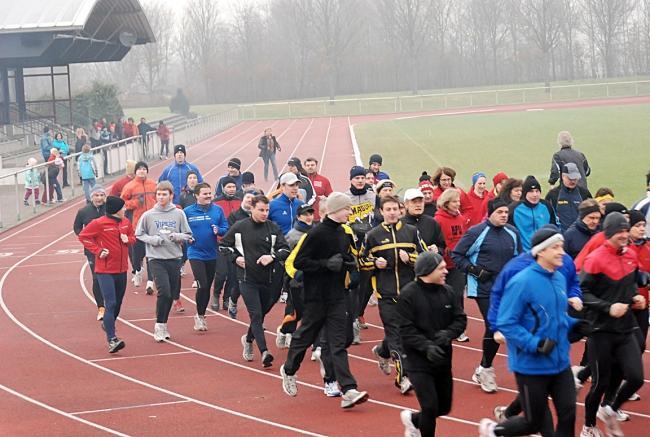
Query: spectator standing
xmin=23 ymin=158 xmax=41 ymax=206
xmin=52 ymin=133 xmax=70 ymax=187
xmin=157 ymin=120 xmax=171 ymax=159
xmin=40 ymin=127 xmax=52 ymax=161
xmin=258 ymin=128 xmax=281 ymax=182
xmin=78 ymin=144 xmax=98 ymax=202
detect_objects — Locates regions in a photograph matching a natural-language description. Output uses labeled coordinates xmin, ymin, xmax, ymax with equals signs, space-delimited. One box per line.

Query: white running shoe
xmin=372 ymin=345 xmax=392 ymax=375
xmin=352 ymin=320 xmax=361 ymax=344
xmin=340 ymin=389 xmax=369 ymax=409
xmin=193 ymin=314 xmax=207 ymax=331
xmin=261 ymin=350 xmax=274 ymax=368
xmin=162 ymin=323 xmax=171 ymax=339
xmin=478 ymin=418 xmax=497 ymax=437
xmin=146 ymin=280 xmax=155 ymax=295
xmin=241 ymin=334 xmax=254 ymax=361
xmin=597 ymin=405 xmax=624 ymax=437
xmin=580 ymin=425 xmax=604 ymax=437
xmin=572 ymin=365 xmax=585 ymax=390
xmin=400 ymin=410 xmax=420 ymax=437
xmin=472 ymin=366 xmax=498 ymax=393
xmin=311 ymin=346 xmax=321 ymax=362
xmin=628 ymin=392 xmax=641 ymax=401
xmin=153 ymin=323 xmax=165 ymax=342
xmin=280 ymin=364 xmax=297 ymax=396
xmin=285 ymin=333 xmax=292 ymax=348
xmin=132 ymin=270 xmax=142 ymax=287
xmin=323 ymin=381 xmax=341 ymax=397
xmin=494 ymin=405 xmax=507 ymax=422
xmin=456 ymin=332 xmax=470 ymax=342
xmin=615 ymin=409 xmax=630 ymax=422
xmin=275 ymin=327 xmax=287 ymax=349
xmin=314 ymin=349 xmax=327 ymax=378
xmin=180 ymin=266 xmax=186 ymax=276
xmin=397 ymin=375 xmax=413 ymax=395
xmin=191 ymin=280 xmax=198 ymax=288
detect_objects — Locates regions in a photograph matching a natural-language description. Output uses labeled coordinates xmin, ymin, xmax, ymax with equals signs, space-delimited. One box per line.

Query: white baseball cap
xmin=280 ymin=172 xmax=300 ymax=185
xmin=404 ymin=188 xmax=425 ymax=201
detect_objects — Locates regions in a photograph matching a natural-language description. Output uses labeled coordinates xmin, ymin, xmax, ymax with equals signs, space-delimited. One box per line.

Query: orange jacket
xmin=121 ymin=177 xmax=157 ymax=226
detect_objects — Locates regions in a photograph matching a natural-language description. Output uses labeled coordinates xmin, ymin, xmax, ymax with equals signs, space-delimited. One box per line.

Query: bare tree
xmin=232 ymin=2 xmax=265 ymax=101
xmin=135 ymin=1 xmax=174 ymax=95
xmin=520 ymin=0 xmax=564 ymax=85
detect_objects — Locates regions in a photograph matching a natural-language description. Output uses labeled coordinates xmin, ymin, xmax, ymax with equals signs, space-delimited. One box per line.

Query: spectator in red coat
xmin=467 ymin=172 xmax=489 ymax=227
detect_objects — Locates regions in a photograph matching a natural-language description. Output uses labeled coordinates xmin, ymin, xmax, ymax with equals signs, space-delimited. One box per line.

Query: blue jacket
xmin=509 ymin=199 xmax=557 ymax=251
xmin=184 ymin=203 xmax=229 ymax=261
xmin=78 ymin=152 xmax=97 ymax=180
xmin=269 ymin=194 xmax=304 ymax=235
xmin=40 ymin=134 xmax=52 ymax=160
xmin=159 ymin=161 xmax=203 ymax=204
xmin=451 ymin=221 xmax=520 ymax=298
xmin=563 ymin=219 xmax=596 ymax=259
xmin=215 ymin=173 xmax=243 ymax=197
xmin=52 ymin=139 xmax=69 ymax=156
xmin=488 ymin=252 xmax=582 ymax=331
xmin=497 ymin=262 xmax=576 ymax=375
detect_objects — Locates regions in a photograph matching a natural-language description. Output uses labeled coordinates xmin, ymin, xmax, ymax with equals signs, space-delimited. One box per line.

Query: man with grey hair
xmin=548 ymin=131 xmax=591 ymax=190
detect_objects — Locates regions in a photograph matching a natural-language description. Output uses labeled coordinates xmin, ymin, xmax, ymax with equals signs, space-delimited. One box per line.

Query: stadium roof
xmin=0 ymin=0 xmax=155 ymax=68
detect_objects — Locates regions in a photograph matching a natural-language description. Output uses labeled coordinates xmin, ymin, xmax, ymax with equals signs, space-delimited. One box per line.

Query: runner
xmin=184 ymin=182 xmax=229 ymax=332
xmin=280 ymin=192 xmax=369 ymax=408
xmin=78 ymin=196 xmax=135 ymax=353
xmin=397 ymin=251 xmax=467 ymax=437
xmin=220 ymin=195 xmax=290 ymax=367
xmin=360 ymin=195 xmax=427 ymax=394
xmin=135 ymin=181 xmax=193 ymax=342
xmin=158 ymin=144 xmax=203 ymax=206
xmin=73 ymin=185 xmax=107 ymax=321
xmin=452 ymin=198 xmax=521 ymax=393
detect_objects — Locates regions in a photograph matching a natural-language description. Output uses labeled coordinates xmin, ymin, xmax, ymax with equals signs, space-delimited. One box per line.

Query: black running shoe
xmin=108 ymin=338 xmax=125 ymax=353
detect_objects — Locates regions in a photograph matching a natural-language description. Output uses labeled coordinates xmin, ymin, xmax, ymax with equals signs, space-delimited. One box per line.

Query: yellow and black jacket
xmin=360 ymin=221 xmax=427 ymax=300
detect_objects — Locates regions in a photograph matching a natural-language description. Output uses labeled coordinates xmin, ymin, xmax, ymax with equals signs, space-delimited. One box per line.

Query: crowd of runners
xmin=72 ymin=128 xmax=649 ymax=437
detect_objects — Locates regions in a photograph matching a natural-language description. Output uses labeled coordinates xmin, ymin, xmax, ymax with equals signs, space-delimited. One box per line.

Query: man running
xmin=158 ymin=144 xmax=203 ymax=205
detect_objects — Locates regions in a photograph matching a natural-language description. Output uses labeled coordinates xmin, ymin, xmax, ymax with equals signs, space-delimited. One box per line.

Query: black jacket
xmin=397 ymin=279 xmax=467 ymax=372
xmin=228 ymin=207 xmax=250 ymax=226
xmin=545 ymin=184 xmax=592 ymax=232
xmin=293 ymin=217 xmax=357 ymax=304
xmin=74 ymin=203 xmax=106 ymax=257
xmin=360 ymin=221 xmax=427 ymax=299
xmin=423 ymin=202 xmax=437 ymax=217
xmin=564 ymin=219 xmax=597 ymax=259
xmin=549 ymin=146 xmax=591 ymax=189
xmin=220 ymin=218 xmax=290 ymax=285
xmin=403 ymin=213 xmax=446 ymax=253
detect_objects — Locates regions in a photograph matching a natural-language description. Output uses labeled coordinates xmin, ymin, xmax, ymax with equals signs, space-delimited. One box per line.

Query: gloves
xmin=468 ymin=265 xmax=492 ymax=281
xmin=324 ymin=253 xmax=344 ymax=272
xmin=568 ymin=319 xmax=593 ymax=343
xmin=425 ymin=345 xmax=446 ymax=365
xmin=169 ymin=233 xmax=189 ymax=243
xmin=432 ymin=330 xmax=452 ymax=346
xmin=537 ymin=338 xmax=556 ymax=355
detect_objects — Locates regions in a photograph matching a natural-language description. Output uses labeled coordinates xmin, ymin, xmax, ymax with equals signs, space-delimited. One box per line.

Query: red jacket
xmin=629 ymin=240 xmax=650 ymax=304
xmin=575 ymin=231 xmax=606 ymax=272
xmin=308 ymin=173 xmax=333 ymax=221
xmin=157 ymin=125 xmax=170 ymax=141
xmin=434 ymin=208 xmax=468 ymax=269
xmin=214 ymin=195 xmax=242 ymax=220
xmin=121 ymin=177 xmax=157 ymax=227
xmin=78 ymin=216 xmax=135 ymax=273
xmin=432 ymin=185 xmax=473 ymax=220
xmin=110 ymin=175 xmax=135 ymax=197
xmin=466 ymin=188 xmax=489 ymax=227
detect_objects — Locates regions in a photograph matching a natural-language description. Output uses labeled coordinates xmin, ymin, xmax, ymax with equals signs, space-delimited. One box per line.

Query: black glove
xmin=425 ymin=345 xmax=446 ymax=365
xmin=537 ymin=338 xmax=556 ymax=355
xmin=468 ymin=265 xmax=492 ymax=281
xmin=568 ymin=319 xmax=593 ymax=343
xmin=324 ymin=253 xmax=344 ymax=272
xmin=432 ymin=330 xmax=452 ymax=346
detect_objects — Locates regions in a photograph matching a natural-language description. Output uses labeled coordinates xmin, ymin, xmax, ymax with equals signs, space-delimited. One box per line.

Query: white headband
xmin=531 ymin=233 xmax=564 ymax=256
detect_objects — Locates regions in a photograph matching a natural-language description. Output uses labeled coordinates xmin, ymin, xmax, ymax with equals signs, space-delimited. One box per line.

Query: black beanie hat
xmin=419 ymin=171 xmax=431 ymax=183
xmin=603 ymin=211 xmax=630 ymax=238
xmin=488 ymin=198 xmax=509 ymax=216
xmin=221 ymin=176 xmax=237 ymax=188
xmin=628 ymin=210 xmax=646 ymax=228
xmin=369 ymin=154 xmax=383 ymax=165
xmin=105 ymin=196 xmax=125 ymax=215
xmin=579 ymin=203 xmax=601 ymax=219
xmin=604 ymin=202 xmax=628 ymax=217
xmin=350 ymin=166 xmax=366 ymax=180
xmin=522 ymin=175 xmax=541 ymax=196
xmin=242 ymin=171 xmax=255 ymax=185
xmin=174 ymin=144 xmax=186 ymax=155
xmin=228 ymin=158 xmax=241 ymax=170
xmin=134 ymin=161 xmax=148 ymax=172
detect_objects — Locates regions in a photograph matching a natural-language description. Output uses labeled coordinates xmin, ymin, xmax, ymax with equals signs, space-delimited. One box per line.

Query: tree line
xmin=75 ymin=0 xmax=650 ymax=105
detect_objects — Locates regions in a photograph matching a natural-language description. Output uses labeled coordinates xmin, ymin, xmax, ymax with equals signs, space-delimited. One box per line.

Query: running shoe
xmin=275 ymin=327 xmax=288 ymax=349
xmin=493 ymin=406 xmax=507 ymax=422
xmin=173 ymin=299 xmax=185 ymax=313
xmin=473 ymin=366 xmax=498 ymax=393
xmin=193 ymin=314 xmax=207 ymax=331
xmin=132 ymin=270 xmax=142 ymax=287
xmin=340 ymin=389 xmax=369 ymax=409
xmin=597 ymin=405 xmax=623 ymax=437
xmin=314 ymin=350 xmax=326 ymax=378
xmin=368 ymin=294 xmax=378 ymax=306
xmin=180 ymin=266 xmax=186 ymax=276
xmin=153 ymin=323 xmax=165 ymax=342
xmin=191 ymin=280 xmax=198 ymax=288
xmin=372 ymin=345 xmax=392 ymax=375
xmin=456 ymin=332 xmax=470 ymax=342
xmin=580 ymin=426 xmax=604 ymax=437
xmin=228 ymin=297 xmax=237 ymax=319
xmin=285 ymin=333 xmax=292 ymax=348
xmin=357 ymin=316 xmax=368 ymax=329
xmin=400 ymin=410 xmax=420 ymax=437
xmin=396 ymin=375 xmax=413 ymax=395
xmin=280 ymin=364 xmax=298 ymax=396
xmin=241 ymin=334 xmax=254 ymax=361
xmin=311 ymin=346 xmax=321 ymax=362
xmin=324 ymin=382 xmax=341 ymax=397
xmin=615 ymin=409 xmax=630 ymax=422
xmin=162 ymin=323 xmax=171 ymax=340
xmin=108 ymin=337 xmax=125 ymax=353
xmin=572 ymin=365 xmax=585 ymax=390
xmin=146 ymin=281 xmax=155 ymax=295
xmin=478 ymin=419 xmax=497 ymax=437
xmin=352 ymin=320 xmax=361 ymax=344
xmin=261 ymin=350 xmax=274 ymax=368
xmin=96 ymin=307 xmax=105 ymax=321
xmin=279 ymin=291 xmax=288 ymax=303
xmin=628 ymin=392 xmax=641 ymax=401
xmin=210 ymin=296 xmax=220 ymax=311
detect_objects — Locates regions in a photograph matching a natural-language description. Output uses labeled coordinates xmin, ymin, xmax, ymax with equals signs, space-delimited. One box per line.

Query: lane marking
xmin=89 ymin=351 xmax=194 ymax=362
xmin=394 ymin=108 xmax=495 ymax=120
xmin=70 ymin=400 xmax=191 ymax=415
xmin=0 ymin=382 xmax=130 ymax=436
xmin=318 ymin=117 xmax=333 ymax=173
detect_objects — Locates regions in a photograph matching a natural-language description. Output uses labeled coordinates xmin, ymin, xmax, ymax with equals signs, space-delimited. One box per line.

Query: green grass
xmin=354 ymin=104 xmax=650 ymax=207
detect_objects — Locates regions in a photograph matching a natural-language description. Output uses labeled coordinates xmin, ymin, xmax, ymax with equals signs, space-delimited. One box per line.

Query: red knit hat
xmin=418 ymin=180 xmax=434 ymax=193
xmin=492 ymin=172 xmax=508 ymax=187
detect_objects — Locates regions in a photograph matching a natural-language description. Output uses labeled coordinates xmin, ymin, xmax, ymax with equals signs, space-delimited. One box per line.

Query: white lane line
xmin=394 ymin=108 xmax=496 ymax=120
xmin=0 ymin=382 xmax=130 ymax=436
xmin=70 ymin=400 xmax=191 ymax=415
xmin=89 ymin=351 xmax=194 ymax=362
xmin=0 ymin=230 xmax=326 ymax=437
xmin=318 ymin=117 xmax=333 ymax=173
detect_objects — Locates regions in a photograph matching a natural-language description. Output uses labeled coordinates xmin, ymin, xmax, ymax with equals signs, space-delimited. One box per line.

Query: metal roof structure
xmin=0 ymin=0 xmax=155 ymax=68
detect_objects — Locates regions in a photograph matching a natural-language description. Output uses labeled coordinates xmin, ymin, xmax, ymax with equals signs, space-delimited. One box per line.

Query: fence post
xmin=635 ymin=81 xmax=639 ymax=96
xmin=606 ymin=84 xmax=610 ymax=97
xmin=14 ymin=173 xmax=20 ymax=222
xmin=357 ymin=99 xmax=362 ymax=115
xmin=469 ymin=94 xmax=474 ymax=107
xmin=495 ymin=90 xmax=499 ymax=105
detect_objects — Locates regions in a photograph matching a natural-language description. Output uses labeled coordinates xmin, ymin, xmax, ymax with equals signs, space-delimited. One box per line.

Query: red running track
xmin=1 ymin=98 xmax=649 ymax=436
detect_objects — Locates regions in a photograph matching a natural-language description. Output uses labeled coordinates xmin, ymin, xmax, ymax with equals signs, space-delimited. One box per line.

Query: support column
xmin=15 ymin=67 xmax=26 ymax=122
xmin=0 ymin=67 xmax=10 ymax=125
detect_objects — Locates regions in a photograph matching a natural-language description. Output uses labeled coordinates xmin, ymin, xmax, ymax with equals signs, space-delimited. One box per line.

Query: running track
xmin=1 ymin=97 xmax=649 ymax=436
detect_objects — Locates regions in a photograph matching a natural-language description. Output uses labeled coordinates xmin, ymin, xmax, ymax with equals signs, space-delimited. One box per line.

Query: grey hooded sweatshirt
xmin=136 ymin=202 xmax=192 ymax=259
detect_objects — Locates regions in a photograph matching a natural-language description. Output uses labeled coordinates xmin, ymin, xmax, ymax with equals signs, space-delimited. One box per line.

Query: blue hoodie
xmin=184 ymin=203 xmax=229 ymax=261
xmin=269 ymin=193 xmax=304 ymax=235
xmin=488 ymin=252 xmax=581 ymax=330
xmin=497 ymin=262 xmax=576 ymax=375
xmin=159 ymin=161 xmax=203 ymax=204
xmin=509 ymin=200 xmax=558 ymax=251
xmin=40 ymin=133 xmax=52 ymax=161
xmin=78 ymin=152 xmax=97 ymax=180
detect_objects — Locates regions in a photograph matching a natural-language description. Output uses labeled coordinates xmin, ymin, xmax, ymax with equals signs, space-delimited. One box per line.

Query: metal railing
xmin=236 ymin=79 xmax=650 ymax=119
xmin=0 ymin=107 xmax=240 ymax=229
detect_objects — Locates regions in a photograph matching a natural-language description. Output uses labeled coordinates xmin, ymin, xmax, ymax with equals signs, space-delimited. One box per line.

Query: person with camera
xmin=258 ymin=128 xmax=281 ymax=182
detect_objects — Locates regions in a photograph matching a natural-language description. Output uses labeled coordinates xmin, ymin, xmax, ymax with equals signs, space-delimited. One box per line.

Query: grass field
xmin=354 ymin=103 xmax=650 ymax=207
